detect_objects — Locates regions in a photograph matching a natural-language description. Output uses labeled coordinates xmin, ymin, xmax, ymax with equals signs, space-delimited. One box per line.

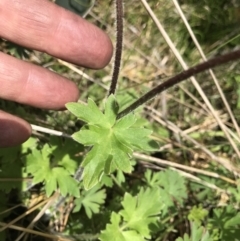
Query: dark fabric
xmin=55 ymin=0 xmax=94 ymax=17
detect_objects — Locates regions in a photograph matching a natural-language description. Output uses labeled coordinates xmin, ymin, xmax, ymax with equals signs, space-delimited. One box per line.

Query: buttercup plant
xmin=66 ymin=0 xmax=240 ymax=190
xmin=1 ymin=0 xmax=240 ymax=240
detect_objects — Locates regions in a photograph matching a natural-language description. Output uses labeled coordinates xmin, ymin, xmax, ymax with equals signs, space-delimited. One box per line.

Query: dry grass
xmin=1 ymin=0 xmax=240 ymax=240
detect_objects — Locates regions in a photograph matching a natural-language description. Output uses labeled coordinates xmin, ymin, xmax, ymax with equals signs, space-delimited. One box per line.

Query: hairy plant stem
xmin=56 ymin=0 xmax=124 ymax=202
xmin=108 ymin=0 xmax=123 ymax=96
xmin=117 ymin=49 xmax=240 ymax=119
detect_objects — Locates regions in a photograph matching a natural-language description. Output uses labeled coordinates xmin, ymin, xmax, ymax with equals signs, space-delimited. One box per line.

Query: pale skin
xmin=0 ymin=0 xmax=113 ymax=147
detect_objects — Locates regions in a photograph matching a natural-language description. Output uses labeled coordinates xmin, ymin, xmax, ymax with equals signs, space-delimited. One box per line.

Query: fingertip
xmin=94 ymin=34 xmax=113 ymax=69
xmin=79 ymin=21 xmax=114 ymax=69
xmin=0 ymin=112 xmax=32 ymax=148
xmin=71 ymin=81 xmax=80 ymax=102
xmin=47 ymin=75 xmax=80 ymax=110
xmin=47 ymin=7 xmax=113 ymax=69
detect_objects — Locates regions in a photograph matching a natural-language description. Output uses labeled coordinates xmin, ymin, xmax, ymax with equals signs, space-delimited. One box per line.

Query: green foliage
xmin=100 ymin=187 xmax=162 ymax=241
xmin=144 ymin=169 xmax=187 ymax=207
xmin=1 ymin=1 xmax=240 ymax=240
xmin=66 ymin=95 xmax=158 ymax=189
xmin=207 ymin=205 xmax=240 ymax=241
xmin=24 ymin=137 xmax=82 ymax=197
xmin=0 ymin=146 xmax=25 ymax=192
xmin=188 ymin=205 xmax=208 ymax=225
xmin=176 ymin=222 xmax=212 ymax=241
xmin=100 ymin=170 xmax=188 ymax=241
xmin=73 ymin=185 xmax=106 ymax=218
xmin=228 ymin=179 xmax=240 ymax=204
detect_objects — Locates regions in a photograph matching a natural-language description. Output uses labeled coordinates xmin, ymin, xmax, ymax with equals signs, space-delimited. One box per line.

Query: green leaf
xmin=51 ymin=168 xmax=79 ymax=197
xmin=114 ymin=113 xmax=136 ymax=129
xmin=73 ymin=185 xmax=106 ymax=218
xmin=144 ymin=169 xmax=187 ymax=207
xmin=81 ymin=145 xmax=109 ymax=190
xmin=72 ymin=126 xmax=101 ymax=146
xmin=120 ymin=188 xmax=161 ymax=239
xmin=111 ymin=137 xmax=132 ymax=172
xmin=176 ymin=234 xmax=191 ymax=241
xmin=26 ymin=149 xmax=48 ymax=184
xmin=100 ymin=188 xmax=162 ymax=240
xmin=100 ymin=212 xmax=122 ymax=241
xmin=100 ymin=212 xmax=145 ymax=241
xmin=25 ymin=143 xmax=80 ymax=197
xmin=104 ymin=94 xmax=119 ymax=126
xmin=176 ymin=222 xmax=212 ymax=241
xmin=100 ymin=175 xmax=114 ymax=187
xmin=50 ymin=137 xmax=82 ymax=175
xmin=208 ymin=205 xmax=240 ymax=240
xmin=67 ymin=96 xmax=158 ymax=189
xmin=114 ymin=170 xmax=126 ymax=186
xmin=113 ymin=114 xmax=158 ymax=152
xmin=188 ymin=206 xmax=209 ymax=225
xmin=66 ymin=99 xmax=109 ymax=127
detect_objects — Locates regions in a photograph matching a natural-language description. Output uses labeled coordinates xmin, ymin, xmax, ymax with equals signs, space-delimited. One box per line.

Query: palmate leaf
xmin=49 ymin=137 xmax=83 ymax=175
xmin=72 ymin=126 xmax=100 ymax=146
xmin=25 ymin=142 xmax=80 ymax=197
xmin=188 ymin=206 xmax=209 ymax=225
xmin=66 ymin=98 xmax=109 ymax=128
xmin=45 ymin=167 xmax=79 ymax=197
xmin=100 ymin=188 xmax=161 ymax=241
xmin=208 ymin=205 xmax=240 ymax=240
xmin=144 ymin=169 xmax=187 ymax=207
xmin=120 ymin=188 xmax=161 ymax=238
xmin=176 ymin=222 xmax=212 ymax=241
xmin=66 ymin=95 xmax=158 ymax=189
xmin=100 ymin=212 xmax=144 ymax=241
xmin=73 ymin=185 xmax=106 ymax=218
xmin=114 ymin=127 xmax=157 ymax=151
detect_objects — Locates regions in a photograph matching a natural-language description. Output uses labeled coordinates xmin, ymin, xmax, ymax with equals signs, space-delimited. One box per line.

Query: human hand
xmin=0 ymin=0 xmax=113 ymax=147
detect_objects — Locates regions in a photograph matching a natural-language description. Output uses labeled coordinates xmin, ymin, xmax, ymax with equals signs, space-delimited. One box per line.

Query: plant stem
xmin=117 ymin=49 xmax=240 ymax=119
xmin=108 ymin=0 xmax=124 ymax=96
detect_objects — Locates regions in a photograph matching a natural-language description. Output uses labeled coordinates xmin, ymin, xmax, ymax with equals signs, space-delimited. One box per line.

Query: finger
xmin=0 ymin=0 xmax=113 ymax=69
xmin=0 ymin=52 xmax=79 ymax=109
xmin=0 ymin=111 xmax=31 ymax=147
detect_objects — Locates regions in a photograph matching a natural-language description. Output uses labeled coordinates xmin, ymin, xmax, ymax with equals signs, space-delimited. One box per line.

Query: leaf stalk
xmin=117 ymin=49 xmax=240 ymax=119
xmin=108 ymin=0 xmax=124 ymax=96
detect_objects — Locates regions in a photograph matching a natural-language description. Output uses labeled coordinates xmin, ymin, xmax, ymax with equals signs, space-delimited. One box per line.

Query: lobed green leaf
xmin=144 ymin=169 xmax=187 ymax=207
xmin=66 ymin=99 xmax=109 ymax=127
xmin=25 ymin=143 xmax=80 ymax=197
xmin=114 ymin=113 xmax=136 ymax=129
xmin=73 ymin=185 xmax=106 ymax=218
xmin=72 ymin=128 xmax=100 ymax=146
xmin=100 ymin=212 xmax=145 ymax=241
xmin=82 ymin=145 xmax=109 ymax=190
xmin=68 ymin=96 xmax=158 ymax=189
xmin=120 ymin=188 xmax=161 ymax=238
